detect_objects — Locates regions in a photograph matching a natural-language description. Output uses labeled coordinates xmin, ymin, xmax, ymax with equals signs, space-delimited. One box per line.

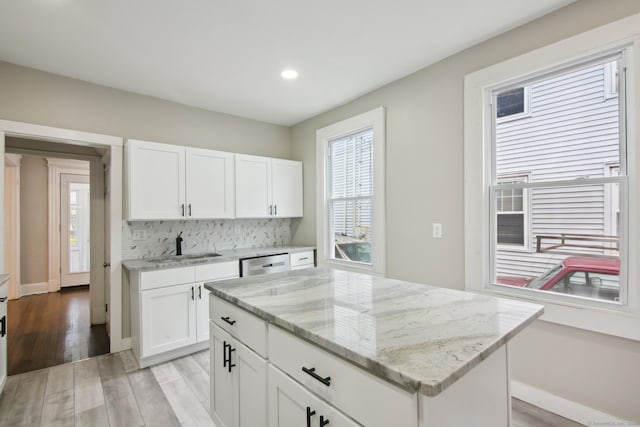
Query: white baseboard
xmin=512 ymin=380 xmax=634 ymax=426
xmin=120 ymin=337 xmax=132 ymax=351
xmin=20 ymin=282 xmax=48 ymax=296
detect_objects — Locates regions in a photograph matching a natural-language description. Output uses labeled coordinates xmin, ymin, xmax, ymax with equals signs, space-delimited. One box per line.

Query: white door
xmin=60 ymin=174 xmax=90 ymax=287
xmin=235 ymin=154 xmax=271 ymax=218
xmin=141 ymin=283 xmax=197 ymax=357
xmin=268 ymin=365 xmax=359 ymax=427
xmin=103 ymin=161 xmax=111 ymax=334
xmin=271 ymin=159 xmax=303 ymax=217
xmin=127 ymin=140 xmax=185 ymax=220
xmin=186 ymin=148 xmax=235 ymax=219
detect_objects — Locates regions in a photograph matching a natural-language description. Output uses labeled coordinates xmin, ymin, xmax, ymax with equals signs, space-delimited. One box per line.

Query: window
xmin=464 ymin=16 xmax=640 ymax=341
xmin=489 ymin=54 xmax=625 ymax=305
xmin=496 ymin=87 xmax=530 ymax=121
xmin=316 ymin=107 xmax=385 ymax=274
xmin=329 ymin=129 xmax=373 ymax=264
xmin=496 ymin=175 xmax=528 ymax=247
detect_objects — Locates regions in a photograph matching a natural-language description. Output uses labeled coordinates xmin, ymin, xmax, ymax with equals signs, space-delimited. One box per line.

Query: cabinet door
xmin=141 ymin=283 xmax=197 ymax=357
xmin=196 ymin=284 xmax=210 ymax=343
xmin=271 ymin=159 xmax=303 ymax=218
xmin=211 ymin=324 xmax=236 ymax=427
xmin=127 ymin=139 xmax=185 ymax=220
xmin=268 ymin=366 xmax=359 ymax=427
xmin=186 ymin=148 xmax=235 ymax=219
xmin=235 ymin=154 xmax=271 ymax=218
xmin=0 ymin=301 xmax=6 ymax=393
xmin=211 ymin=324 xmax=268 ymax=427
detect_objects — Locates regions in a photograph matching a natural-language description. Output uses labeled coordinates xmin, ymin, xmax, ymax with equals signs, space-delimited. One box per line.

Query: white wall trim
xmin=47 ymin=158 xmax=90 ymax=294
xmin=20 ymin=281 xmax=48 ymax=296
xmin=4 ymin=153 xmax=22 ymax=300
xmin=0 ymin=119 xmax=124 ymax=354
xmin=120 ymin=337 xmax=132 ymax=351
xmin=512 ymin=380 xmax=633 ymax=426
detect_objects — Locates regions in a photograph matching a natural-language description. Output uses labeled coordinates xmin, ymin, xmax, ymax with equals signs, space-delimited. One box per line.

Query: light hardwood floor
xmin=0 ymin=350 xmax=583 ymax=427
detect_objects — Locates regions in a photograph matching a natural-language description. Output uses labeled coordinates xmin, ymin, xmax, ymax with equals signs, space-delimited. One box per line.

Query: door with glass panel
xmin=60 ymin=174 xmax=90 ymax=287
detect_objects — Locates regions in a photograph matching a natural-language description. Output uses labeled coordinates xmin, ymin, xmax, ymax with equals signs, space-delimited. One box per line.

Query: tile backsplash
xmin=122 ymin=218 xmax=291 ymax=260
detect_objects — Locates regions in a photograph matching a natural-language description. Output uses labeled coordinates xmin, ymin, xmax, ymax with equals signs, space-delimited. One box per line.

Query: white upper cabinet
xmin=127 ymin=139 xmax=235 ymax=220
xmin=186 ymin=148 xmax=235 ymax=219
xmin=235 ymin=154 xmax=303 ymax=218
xmin=127 ymin=139 xmax=185 ymax=220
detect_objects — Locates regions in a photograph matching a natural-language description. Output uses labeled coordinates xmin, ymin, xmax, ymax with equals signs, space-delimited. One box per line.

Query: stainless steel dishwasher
xmin=239 ymin=253 xmax=291 ymax=277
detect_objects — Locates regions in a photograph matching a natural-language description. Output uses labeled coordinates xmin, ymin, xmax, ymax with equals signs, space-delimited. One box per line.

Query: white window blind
xmin=328 ymin=128 xmax=373 ymax=263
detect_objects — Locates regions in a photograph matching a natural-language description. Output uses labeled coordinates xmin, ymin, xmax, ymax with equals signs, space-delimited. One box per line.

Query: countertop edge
xmin=122 ymin=246 xmax=315 ymax=272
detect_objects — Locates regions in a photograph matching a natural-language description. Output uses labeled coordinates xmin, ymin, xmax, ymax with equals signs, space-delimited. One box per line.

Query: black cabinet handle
xmin=0 ymin=315 xmax=5 ymax=337
xmin=301 ymin=367 xmax=331 ymax=387
xmin=274 ymin=204 xmax=277 ymax=215
xmin=223 ymin=341 xmax=229 ymax=368
xmin=320 ymin=415 xmax=330 ymax=426
xmin=188 ymin=203 xmax=192 ymax=216
xmin=227 ymin=346 xmax=236 ymax=372
xmin=198 ymin=285 xmax=202 ymax=299
xmin=191 ymin=286 xmax=194 ymax=300
xmin=221 ymin=316 xmax=236 ymax=326
xmin=181 ymin=204 xmax=185 ymax=217
xmin=306 ymin=407 xmax=316 ymax=427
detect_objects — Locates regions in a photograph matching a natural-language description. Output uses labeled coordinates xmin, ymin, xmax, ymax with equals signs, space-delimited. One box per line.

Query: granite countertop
xmin=205 ymin=267 xmax=543 ymax=397
xmin=122 ymin=246 xmax=315 ymax=272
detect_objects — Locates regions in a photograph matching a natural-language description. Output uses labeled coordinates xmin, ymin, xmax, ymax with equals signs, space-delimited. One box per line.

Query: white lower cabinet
xmin=141 ymin=283 xmax=197 ymax=356
xmin=129 ymin=261 xmax=238 ymax=367
xmin=211 ymin=323 xmax=267 ymax=427
xmin=268 ymin=365 xmax=360 ymax=427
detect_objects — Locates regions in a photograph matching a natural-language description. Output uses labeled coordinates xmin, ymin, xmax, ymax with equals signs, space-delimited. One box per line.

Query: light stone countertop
xmin=122 ymin=246 xmax=315 ymax=272
xmin=204 ymin=267 xmax=543 ymax=397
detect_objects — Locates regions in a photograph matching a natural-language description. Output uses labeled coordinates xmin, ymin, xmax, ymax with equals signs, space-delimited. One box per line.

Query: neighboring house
xmin=495 ymin=60 xmax=620 ymax=278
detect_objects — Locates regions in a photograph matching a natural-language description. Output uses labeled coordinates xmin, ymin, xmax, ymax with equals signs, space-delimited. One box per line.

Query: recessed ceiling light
xmin=281 ymin=69 xmax=298 ymax=80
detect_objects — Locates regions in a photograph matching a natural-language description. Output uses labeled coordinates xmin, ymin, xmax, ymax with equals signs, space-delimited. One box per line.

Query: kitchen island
xmin=205 ymin=267 xmax=543 ymax=427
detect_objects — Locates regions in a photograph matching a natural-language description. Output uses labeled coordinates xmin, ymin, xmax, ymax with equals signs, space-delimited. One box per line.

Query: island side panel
xmin=419 ymin=344 xmax=510 ymax=427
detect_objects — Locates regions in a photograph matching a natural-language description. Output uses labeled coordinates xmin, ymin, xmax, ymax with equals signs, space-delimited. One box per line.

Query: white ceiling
xmin=0 ymin=0 xmax=574 ymax=126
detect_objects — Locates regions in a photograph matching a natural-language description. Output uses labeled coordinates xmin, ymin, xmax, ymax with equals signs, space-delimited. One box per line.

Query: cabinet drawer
xmin=268 ymin=325 xmax=417 ymax=427
xmin=195 ymin=261 xmax=239 ymax=282
xmin=140 ymin=267 xmax=195 ymax=290
xmin=210 ymin=295 xmax=267 ymax=357
xmin=290 ymin=250 xmax=314 ymax=268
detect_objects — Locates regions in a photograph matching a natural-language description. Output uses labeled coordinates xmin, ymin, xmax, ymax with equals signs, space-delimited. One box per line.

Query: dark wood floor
xmin=7 ymin=285 xmax=110 ymax=375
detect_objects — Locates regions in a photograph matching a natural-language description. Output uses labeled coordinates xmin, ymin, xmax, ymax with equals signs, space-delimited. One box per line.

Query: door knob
xmin=103 ymin=262 xmax=111 ymax=268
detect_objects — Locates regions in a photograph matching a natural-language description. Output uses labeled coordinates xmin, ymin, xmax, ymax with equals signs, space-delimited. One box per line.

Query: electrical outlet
xmin=132 ymin=229 xmax=147 ymax=241
xmin=432 ymin=223 xmax=443 ymax=239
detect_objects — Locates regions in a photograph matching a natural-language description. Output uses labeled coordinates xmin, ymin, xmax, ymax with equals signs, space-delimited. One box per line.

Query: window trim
xmin=316 ymin=107 xmax=386 ymax=275
xmin=464 ymin=14 xmax=640 ymax=341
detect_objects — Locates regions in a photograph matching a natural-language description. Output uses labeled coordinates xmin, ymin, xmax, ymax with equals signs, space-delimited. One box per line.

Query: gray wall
xmin=290 ymin=0 xmax=640 ymax=421
xmin=0 ymin=61 xmax=290 ymax=157
xmin=19 ymin=155 xmax=48 ymax=284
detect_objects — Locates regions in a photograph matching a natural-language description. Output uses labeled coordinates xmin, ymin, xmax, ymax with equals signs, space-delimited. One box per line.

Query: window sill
xmin=475 ymin=286 xmax=640 ymax=341
xmin=320 ymin=258 xmax=381 ymax=275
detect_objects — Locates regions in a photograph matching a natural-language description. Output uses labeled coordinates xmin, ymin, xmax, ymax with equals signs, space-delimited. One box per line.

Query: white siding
xmin=496 ymin=61 xmax=619 ymax=278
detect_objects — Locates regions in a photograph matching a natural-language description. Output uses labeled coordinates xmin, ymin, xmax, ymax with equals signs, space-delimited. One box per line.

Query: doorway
xmin=4 ymin=154 xmax=107 ymax=375
xmin=0 ymin=119 xmax=124 ymax=363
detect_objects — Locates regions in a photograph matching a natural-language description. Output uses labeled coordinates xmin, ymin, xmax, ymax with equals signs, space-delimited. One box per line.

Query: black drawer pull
xmin=320 ymin=415 xmax=330 ymax=426
xmin=221 ymin=316 xmax=236 ymax=325
xmin=301 ymin=366 xmax=331 ymax=387
xmin=0 ymin=315 xmax=5 ymax=338
xmin=306 ymin=407 xmax=316 ymax=427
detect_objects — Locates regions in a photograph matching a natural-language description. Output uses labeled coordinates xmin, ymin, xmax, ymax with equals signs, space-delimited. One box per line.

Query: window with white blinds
xmin=316 ymin=107 xmax=385 ymax=273
xmin=328 ymin=129 xmax=373 ymax=264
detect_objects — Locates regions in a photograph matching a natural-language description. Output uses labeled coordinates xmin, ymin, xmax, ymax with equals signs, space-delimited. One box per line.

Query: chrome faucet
xmin=176 ymin=232 xmax=183 ymax=256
